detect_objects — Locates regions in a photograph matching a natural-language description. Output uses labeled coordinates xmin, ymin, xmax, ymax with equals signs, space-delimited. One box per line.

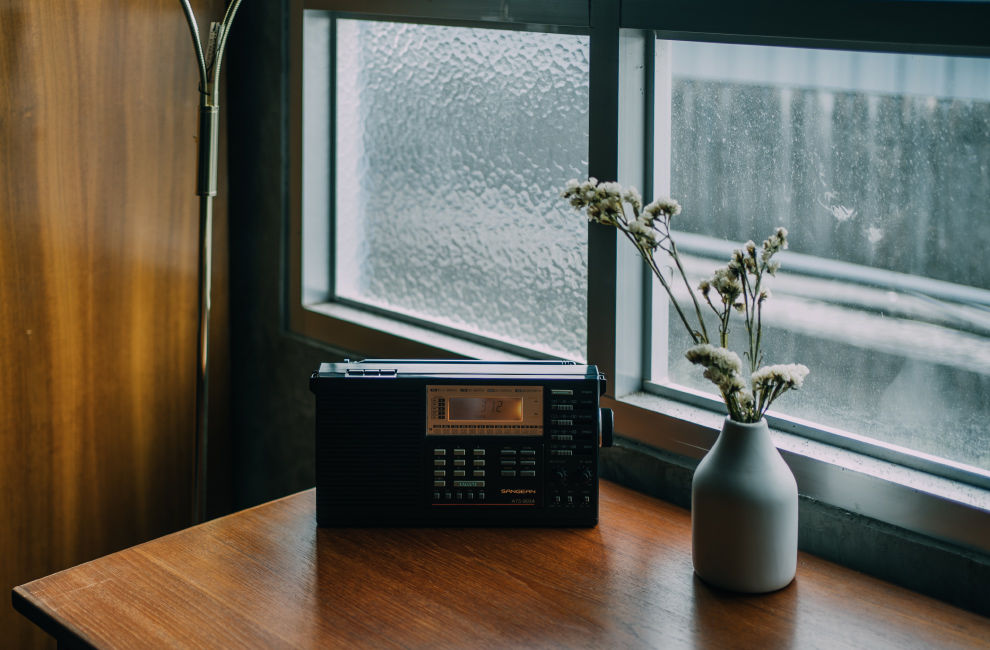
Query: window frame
xmin=288 ymin=0 xmax=990 ymax=555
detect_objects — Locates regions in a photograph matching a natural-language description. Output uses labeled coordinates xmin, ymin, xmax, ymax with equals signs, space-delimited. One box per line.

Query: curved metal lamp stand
xmin=180 ymin=0 xmax=243 ymax=523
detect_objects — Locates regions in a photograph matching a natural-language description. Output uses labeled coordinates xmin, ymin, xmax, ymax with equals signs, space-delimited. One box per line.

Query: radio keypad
xmin=429 ymin=441 xmax=546 ymax=507
xmin=431 ymin=445 xmax=502 ymax=504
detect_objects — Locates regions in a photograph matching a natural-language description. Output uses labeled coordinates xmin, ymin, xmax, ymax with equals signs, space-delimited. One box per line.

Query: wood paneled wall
xmin=0 ymin=1 xmax=227 ymax=646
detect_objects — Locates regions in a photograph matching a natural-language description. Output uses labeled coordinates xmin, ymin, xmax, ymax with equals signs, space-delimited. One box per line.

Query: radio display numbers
xmin=448 ymin=397 xmax=522 ymax=422
xmin=427 ymin=385 xmax=543 ymax=436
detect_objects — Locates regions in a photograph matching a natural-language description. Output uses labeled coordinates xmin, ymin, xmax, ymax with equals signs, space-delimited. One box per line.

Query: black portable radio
xmin=310 ymin=359 xmax=614 ymax=526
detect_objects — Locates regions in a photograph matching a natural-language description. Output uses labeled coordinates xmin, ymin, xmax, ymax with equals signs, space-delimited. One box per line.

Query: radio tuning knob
xmin=580 ymin=468 xmax=593 ymax=485
xmin=554 ymin=468 xmax=568 ymax=483
xmin=599 ymin=407 xmax=614 ymax=448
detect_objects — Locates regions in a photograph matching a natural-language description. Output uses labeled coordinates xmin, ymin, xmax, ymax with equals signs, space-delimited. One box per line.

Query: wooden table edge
xmin=12 ymin=585 xmax=92 ymax=649
xmin=10 ymin=489 xmax=313 ymax=648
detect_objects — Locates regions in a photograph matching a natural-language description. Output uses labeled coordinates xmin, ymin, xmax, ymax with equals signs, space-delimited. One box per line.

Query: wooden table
xmin=13 ymin=481 xmax=990 ymax=648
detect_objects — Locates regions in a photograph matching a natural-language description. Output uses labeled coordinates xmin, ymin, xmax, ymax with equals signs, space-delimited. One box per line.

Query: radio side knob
xmin=579 ymin=467 xmax=593 ymax=485
xmin=554 ymin=467 xmax=568 ymax=483
xmin=599 ymin=408 xmax=614 ymax=448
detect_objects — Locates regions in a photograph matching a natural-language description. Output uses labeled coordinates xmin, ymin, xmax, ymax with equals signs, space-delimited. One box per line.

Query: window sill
xmin=608 ymin=390 xmax=990 ymax=556
xmin=294 ymin=302 xmax=531 ymax=361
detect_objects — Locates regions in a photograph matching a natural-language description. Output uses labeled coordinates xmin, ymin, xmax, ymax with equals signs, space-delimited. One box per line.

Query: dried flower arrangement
xmin=563 ymin=178 xmax=808 ymax=423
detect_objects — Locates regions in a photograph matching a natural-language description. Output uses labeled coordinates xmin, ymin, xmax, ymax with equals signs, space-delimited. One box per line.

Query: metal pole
xmin=181 ymin=0 xmax=241 ymax=524
xmin=194 ymin=194 xmax=213 ymax=524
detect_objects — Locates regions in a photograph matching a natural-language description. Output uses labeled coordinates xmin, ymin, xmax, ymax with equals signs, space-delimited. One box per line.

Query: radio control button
xmin=444 ymin=491 xmax=453 ymax=500
xmin=433 ymin=480 xmax=446 ymax=488
xmin=456 ymin=492 xmax=464 ymax=500
xmin=500 ymin=459 xmax=517 ymax=466
xmin=520 ymin=460 xmax=536 ymax=467
xmin=567 ymin=496 xmax=574 ymax=504
xmin=551 ymin=389 xmax=573 ymax=396
xmin=466 ymin=492 xmax=475 ymax=500
xmin=500 ymin=470 xmax=517 ymax=477
xmin=454 ymin=449 xmax=467 ymax=456
xmin=520 ymin=449 xmax=536 ymax=456
xmin=453 ymin=459 xmax=467 ymax=467
xmin=454 ymin=470 xmax=466 ymax=477
xmin=433 ymin=492 xmax=441 ymax=501
xmin=520 ymin=470 xmax=536 ymax=478
xmin=501 ymin=449 xmax=517 ymax=456
xmin=434 ymin=470 xmax=446 ymax=477
xmin=478 ymin=491 xmax=486 ymax=500
xmin=453 ymin=480 xmax=485 ymax=488
xmin=433 ymin=449 xmax=446 ymax=456
xmin=473 ymin=459 xmax=486 ymax=467
xmin=473 ymin=470 xmax=486 ymax=477
xmin=584 ymin=496 xmax=591 ymax=504
xmin=473 ymin=449 xmax=486 ymax=456
xmin=434 ymin=459 xmax=446 ymax=466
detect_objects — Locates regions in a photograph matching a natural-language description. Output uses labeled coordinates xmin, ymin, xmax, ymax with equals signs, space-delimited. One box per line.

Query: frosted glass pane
xmin=656 ymin=40 xmax=990 ymax=471
xmin=335 ymin=19 xmax=589 ymax=360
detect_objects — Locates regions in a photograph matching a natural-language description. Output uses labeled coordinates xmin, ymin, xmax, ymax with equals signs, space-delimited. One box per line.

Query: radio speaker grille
xmin=315 ymin=382 xmax=422 ymax=519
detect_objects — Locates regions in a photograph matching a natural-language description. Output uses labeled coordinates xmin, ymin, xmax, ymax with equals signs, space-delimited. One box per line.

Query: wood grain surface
xmin=1 ymin=1 xmax=227 ymax=647
xmin=14 ymin=481 xmax=990 ymax=648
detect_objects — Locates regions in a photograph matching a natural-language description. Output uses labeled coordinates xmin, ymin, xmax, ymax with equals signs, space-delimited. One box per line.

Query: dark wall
xmin=227 ymin=0 xmax=338 ymax=509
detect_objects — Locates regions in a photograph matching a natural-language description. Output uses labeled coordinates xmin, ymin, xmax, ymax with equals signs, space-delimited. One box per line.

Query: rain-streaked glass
xmin=656 ymin=40 xmax=990 ymax=471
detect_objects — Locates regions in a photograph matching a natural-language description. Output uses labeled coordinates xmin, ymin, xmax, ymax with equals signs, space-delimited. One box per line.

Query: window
xmin=651 ymin=40 xmax=990 ymax=474
xmin=290 ymin=0 xmax=990 ymax=554
xmin=302 ymin=11 xmax=590 ymax=360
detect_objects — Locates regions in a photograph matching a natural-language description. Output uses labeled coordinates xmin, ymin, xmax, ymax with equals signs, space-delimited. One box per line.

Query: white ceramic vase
xmin=691 ymin=417 xmax=798 ymax=593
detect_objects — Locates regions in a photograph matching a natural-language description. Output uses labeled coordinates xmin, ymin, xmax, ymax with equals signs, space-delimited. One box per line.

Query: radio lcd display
xmin=448 ymin=397 xmax=522 ymax=421
xmin=427 ymin=385 xmax=542 ymax=436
